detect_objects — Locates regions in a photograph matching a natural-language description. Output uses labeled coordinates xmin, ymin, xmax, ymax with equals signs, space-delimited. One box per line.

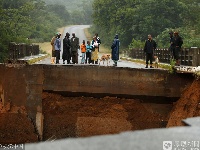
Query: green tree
xmin=132 ymin=0 xmax=187 ymax=41
xmin=0 ymin=0 xmax=73 ymax=61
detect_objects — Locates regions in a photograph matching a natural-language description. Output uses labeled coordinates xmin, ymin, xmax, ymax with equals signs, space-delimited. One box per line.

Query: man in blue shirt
xmin=54 ymin=33 xmax=61 ymax=64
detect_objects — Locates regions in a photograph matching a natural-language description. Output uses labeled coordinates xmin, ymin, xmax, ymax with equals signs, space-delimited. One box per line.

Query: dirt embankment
xmin=42 ymin=92 xmax=168 ymax=140
xmin=0 ymin=102 xmax=38 ymax=144
xmin=167 ymin=79 xmax=200 ymax=127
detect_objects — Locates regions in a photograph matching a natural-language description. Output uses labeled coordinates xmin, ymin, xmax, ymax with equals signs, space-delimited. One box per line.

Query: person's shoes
xmin=150 ymin=66 xmax=154 ymax=68
xmin=145 ymin=65 xmax=148 ymax=68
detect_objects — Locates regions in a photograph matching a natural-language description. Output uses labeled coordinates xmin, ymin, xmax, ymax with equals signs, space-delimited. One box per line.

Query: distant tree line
xmin=0 ymin=0 xmax=93 ymax=61
xmin=91 ymin=0 xmax=200 ymax=49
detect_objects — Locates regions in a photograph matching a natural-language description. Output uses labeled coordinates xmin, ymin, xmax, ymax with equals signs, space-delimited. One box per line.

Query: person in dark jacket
xmin=111 ymin=34 xmax=120 ymax=66
xmin=144 ymin=34 xmax=157 ymax=68
xmin=173 ymin=32 xmax=183 ymax=66
xmin=71 ymin=33 xmax=79 ymax=64
xmin=62 ymin=32 xmax=71 ymax=64
xmin=169 ymin=32 xmax=175 ymax=59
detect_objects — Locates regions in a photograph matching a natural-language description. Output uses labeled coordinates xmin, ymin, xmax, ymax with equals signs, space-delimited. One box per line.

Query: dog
xmin=99 ymin=54 xmax=111 ymax=66
xmin=154 ymin=56 xmax=159 ymax=68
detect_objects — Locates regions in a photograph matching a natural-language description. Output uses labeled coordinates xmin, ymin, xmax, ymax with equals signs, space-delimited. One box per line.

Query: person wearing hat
xmin=54 ymin=33 xmax=61 ymax=64
xmin=50 ymin=33 xmax=57 ymax=64
xmin=71 ymin=33 xmax=79 ymax=64
xmin=62 ymin=32 xmax=71 ymax=64
xmin=173 ymin=31 xmax=183 ymax=66
xmin=111 ymin=34 xmax=120 ymax=66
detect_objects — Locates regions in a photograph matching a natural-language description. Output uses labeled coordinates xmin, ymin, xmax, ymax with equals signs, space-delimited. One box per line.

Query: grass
xmin=27 ymin=55 xmax=49 ymax=65
xmin=120 ymin=57 xmax=173 ymax=70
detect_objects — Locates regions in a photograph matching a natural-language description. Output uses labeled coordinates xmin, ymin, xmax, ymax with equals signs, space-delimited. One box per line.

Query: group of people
xmin=50 ymin=32 xmax=120 ymax=66
xmin=50 ymin=32 xmax=101 ymax=64
xmin=80 ymin=34 xmax=101 ymax=65
xmin=51 ymin=30 xmax=183 ymax=68
xmin=144 ymin=32 xmax=183 ymax=68
xmin=169 ymin=31 xmax=183 ymax=66
xmin=50 ymin=32 xmax=80 ymax=64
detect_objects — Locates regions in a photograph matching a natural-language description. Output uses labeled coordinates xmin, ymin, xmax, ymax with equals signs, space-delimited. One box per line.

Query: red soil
xmin=42 ymin=92 xmax=167 ymax=140
xmin=167 ymin=79 xmax=200 ymax=127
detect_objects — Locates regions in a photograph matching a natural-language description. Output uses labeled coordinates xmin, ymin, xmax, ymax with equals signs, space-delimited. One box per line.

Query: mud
xmin=42 ymin=92 xmax=170 ymax=140
xmin=167 ymin=79 xmax=200 ymax=127
xmin=1 ymin=77 xmax=199 ymax=144
xmin=0 ymin=114 xmax=38 ymax=144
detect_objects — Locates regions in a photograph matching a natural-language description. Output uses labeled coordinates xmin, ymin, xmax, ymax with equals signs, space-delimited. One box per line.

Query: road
xmin=35 ymin=25 xmax=146 ymax=68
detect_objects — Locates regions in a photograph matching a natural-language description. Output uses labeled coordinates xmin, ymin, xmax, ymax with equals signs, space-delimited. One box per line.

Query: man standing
xmin=144 ymin=34 xmax=157 ymax=68
xmin=54 ymin=33 xmax=61 ymax=64
xmin=173 ymin=32 xmax=183 ymax=66
xmin=111 ymin=34 xmax=120 ymax=67
xmin=169 ymin=31 xmax=175 ymax=59
xmin=71 ymin=33 xmax=79 ymax=64
xmin=50 ymin=33 xmax=57 ymax=64
xmin=62 ymin=32 xmax=71 ymax=64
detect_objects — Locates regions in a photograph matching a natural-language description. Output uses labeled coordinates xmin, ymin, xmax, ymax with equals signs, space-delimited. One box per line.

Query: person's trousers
xmin=86 ymin=52 xmax=91 ymax=64
xmin=81 ymin=53 xmax=86 ymax=64
xmin=173 ymin=47 xmax=180 ymax=60
xmin=55 ymin=50 xmax=60 ymax=64
xmin=146 ymin=53 xmax=153 ymax=65
xmin=72 ymin=51 xmax=78 ymax=64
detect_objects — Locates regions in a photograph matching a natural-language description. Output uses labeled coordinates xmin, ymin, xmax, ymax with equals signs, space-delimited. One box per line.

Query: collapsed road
xmin=0 ymin=64 xmax=196 ymax=144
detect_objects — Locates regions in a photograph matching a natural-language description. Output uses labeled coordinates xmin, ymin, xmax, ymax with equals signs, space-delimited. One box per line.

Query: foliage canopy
xmin=92 ymin=0 xmax=200 ymax=48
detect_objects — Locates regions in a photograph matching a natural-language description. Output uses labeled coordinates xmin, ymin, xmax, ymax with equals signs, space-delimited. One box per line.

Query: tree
xmin=0 ymin=0 xmax=73 ymax=61
xmin=131 ymin=0 xmax=187 ymax=41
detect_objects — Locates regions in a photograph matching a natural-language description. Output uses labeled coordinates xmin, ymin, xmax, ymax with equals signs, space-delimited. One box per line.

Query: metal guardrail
xmin=129 ymin=48 xmax=200 ymax=66
xmin=8 ymin=42 xmax=40 ymax=61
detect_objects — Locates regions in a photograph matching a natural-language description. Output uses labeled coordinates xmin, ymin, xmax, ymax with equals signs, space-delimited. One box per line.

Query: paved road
xmin=35 ymin=25 xmax=146 ymax=68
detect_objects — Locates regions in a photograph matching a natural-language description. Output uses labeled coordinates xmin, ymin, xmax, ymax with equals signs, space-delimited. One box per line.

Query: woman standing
xmin=111 ymin=34 xmax=120 ymax=66
xmin=91 ymin=37 xmax=99 ymax=64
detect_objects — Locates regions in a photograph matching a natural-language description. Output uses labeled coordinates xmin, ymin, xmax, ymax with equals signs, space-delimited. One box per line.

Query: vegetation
xmin=44 ymin=0 xmax=93 ymax=24
xmin=1 ymin=0 xmax=200 ymax=63
xmin=0 ymin=0 xmax=93 ymax=62
xmin=92 ymin=0 xmax=200 ymax=49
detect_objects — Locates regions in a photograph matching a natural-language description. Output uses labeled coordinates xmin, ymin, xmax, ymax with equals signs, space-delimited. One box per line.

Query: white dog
xmin=99 ymin=54 xmax=111 ymax=66
xmin=154 ymin=56 xmax=159 ymax=68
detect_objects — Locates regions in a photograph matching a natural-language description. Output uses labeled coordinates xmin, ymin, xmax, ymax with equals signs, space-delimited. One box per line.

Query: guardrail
xmin=8 ymin=42 xmax=40 ymax=60
xmin=128 ymin=48 xmax=200 ymax=66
